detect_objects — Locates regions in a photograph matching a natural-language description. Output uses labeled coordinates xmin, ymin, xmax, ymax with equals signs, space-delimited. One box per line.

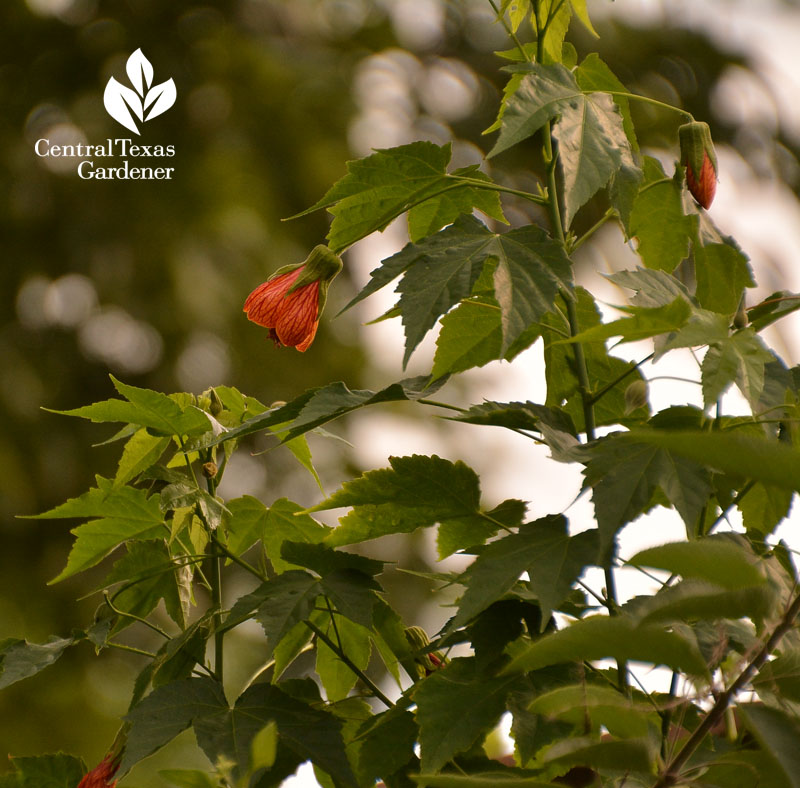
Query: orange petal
xmin=274 ymin=282 xmax=320 ymax=349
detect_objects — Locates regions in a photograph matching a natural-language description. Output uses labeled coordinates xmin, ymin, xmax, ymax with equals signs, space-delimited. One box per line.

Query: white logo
xmin=103 ymin=49 xmax=176 ymax=135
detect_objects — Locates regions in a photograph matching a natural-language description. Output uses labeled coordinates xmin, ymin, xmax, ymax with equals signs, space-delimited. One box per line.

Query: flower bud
xmin=679 ymin=121 xmax=717 ymax=209
xmin=624 ymin=379 xmax=648 ymax=415
xmin=404 ymin=626 xmax=447 ymax=677
xmin=202 ymin=461 xmax=218 ymax=479
xmin=208 ymin=387 xmax=223 ymax=417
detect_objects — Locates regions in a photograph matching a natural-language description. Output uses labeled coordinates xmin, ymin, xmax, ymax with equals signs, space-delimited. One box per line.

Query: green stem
xmin=600 ymin=91 xmax=694 ymax=121
xmin=104 ymin=641 xmax=158 ymax=659
xmin=570 ymin=208 xmax=615 ymax=254
xmin=210 ymin=532 xmax=269 ymax=583
xmin=447 ymin=174 xmax=548 ymax=206
xmin=589 ymin=352 xmax=654 ymax=406
xmin=654 ymin=589 xmax=800 ymax=787
xmin=305 ymin=620 xmax=394 ymax=708
xmin=104 ymin=591 xmax=171 ymax=640
xmin=211 ymin=548 xmax=224 ymax=681
xmin=660 ymin=671 xmax=680 ymax=760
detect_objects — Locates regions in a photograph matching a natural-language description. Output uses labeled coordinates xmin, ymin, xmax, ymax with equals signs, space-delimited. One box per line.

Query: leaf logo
xmin=103 ymin=49 xmax=176 ymax=135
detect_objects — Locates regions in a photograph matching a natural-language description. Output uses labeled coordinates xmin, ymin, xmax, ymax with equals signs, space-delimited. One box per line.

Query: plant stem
xmin=210 ymin=548 xmax=224 ymax=681
xmin=654 ymin=589 xmax=800 ymax=787
xmin=104 ymin=592 xmax=171 ymax=639
xmin=570 ymin=208 xmax=615 ymax=254
xmin=600 ymin=91 xmax=694 ymax=121
xmin=447 ymin=174 xmax=548 ymax=206
xmin=305 ymin=620 xmax=394 ymax=708
xmin=589 ymin=352 xmax=655 ymax=406
xmin=210 ymin=532 xmax=269 ymax=582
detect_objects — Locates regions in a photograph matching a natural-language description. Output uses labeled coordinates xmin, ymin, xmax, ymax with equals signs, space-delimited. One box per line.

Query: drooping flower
xmin=77 ymin=753 xmax=120 ymax=788
xmin=243 ymin=245 xmax=343 ymax=352
xmin=679 ymin=120 xmax=718 ymax=209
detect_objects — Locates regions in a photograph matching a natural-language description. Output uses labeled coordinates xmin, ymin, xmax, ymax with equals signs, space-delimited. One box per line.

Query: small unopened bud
xmin=202 ymin=461 xmax=218 ymax=479
xmin=624 ymin=379 xmax=648 ymax=414
xmin=679 ymin=121 xmax=718 ymax=209
xmin=270 ymin=400 xmax=287 ymax=409
xmin=733 ymin=295 xmax=748 ymax=330
xmin=209 ymin=387 xmax=223 ymax=416
xmin=404 ymin=626 xmax=447 ymax=677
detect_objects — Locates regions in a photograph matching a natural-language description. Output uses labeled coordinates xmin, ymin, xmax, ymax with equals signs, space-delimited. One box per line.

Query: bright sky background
xmin=288 ymin=1 xmax=800 ymax=783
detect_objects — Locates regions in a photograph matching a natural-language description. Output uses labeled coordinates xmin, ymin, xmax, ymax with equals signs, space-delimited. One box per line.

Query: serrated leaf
xmin=415 ymin=658 xmax=518 ymax=772
xmin=0 ymin=636 xmax=75 ymax=689
xmin=31 ymin=478 xmax=167 ymax=583
xmin=535 ymin=0 xmax=572 ymax=65
xmin=408 ymin=166 xmax=507 ymax=242
xmin=748 ymin=291 xmax=800 ymax=332
xmin=160 ymin=483 xmax=229 ymax=531
xmin=502 ymin=615 xmax=708 ymax=677
xmin=628 ymin=537 xmax=766 ymax=589
xmin=101 ymin=540 xmax=185 ymax=628
xmin=575 ymin=54 xmax=636 ymax=149
xmin=115 ymin=428 xmax=170 ymax=486
xmin=752 ymin=650 xmax=800 ymax=703
xmin=204 ymin=376 xmax=443 ymax=449
xmin=122 ymin=677 xmax=227 ymax=774
xmin=357 ymin=708 xmax=418 ymax=785
xmin=738 ymin=482 xmax=793 ymax=535
xmin=194 ymin=683 xmax=357 ymax=786
xmin=583 ymin=433 xmax=712 ymax=555
xmin=695 ymin=242 xmax=755 ymax=315
xmin=560 ymin=297 xmax=691 ymax=345
xmin=739 ymin=704 xmax=800 ymax=788
xmin=607 ymin=268 xmax=692 ymax=309
xmin=539 ymin=735 xmax=656 ymax=775
xmin=629 ymin=179 xmax=695 ymax=272
xmin=450 ymin=516 xmax=598 ymax=630
xmin=702 ymin=330 xmax=773 ymax=408
xmin=261 ymin=498 xmax=330 ymax=573
xmin=293 ymin=141 xmax=464 ymax=253
xmin=314 ymin=454 xmax=496 ymax=558
xmin=51 ymin=376 xmax=211 ymax=437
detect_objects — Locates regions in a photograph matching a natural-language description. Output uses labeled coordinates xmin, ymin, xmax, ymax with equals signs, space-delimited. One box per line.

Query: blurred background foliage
xmin=2 ymin=0 xmax=800 ymax=784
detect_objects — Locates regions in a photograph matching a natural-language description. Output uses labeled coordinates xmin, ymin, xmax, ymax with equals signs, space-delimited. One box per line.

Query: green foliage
xmin=10 ymin=5 xmax=800 ymax=788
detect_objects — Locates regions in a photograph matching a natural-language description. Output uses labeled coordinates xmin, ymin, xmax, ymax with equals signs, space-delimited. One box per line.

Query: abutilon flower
xmin=243 ymin=245 xmax=343 ymax=352
xmin=679 ymin=120 xmax=718 ymax=209
xmin=77 ymin=753 xmax=120 ymax=788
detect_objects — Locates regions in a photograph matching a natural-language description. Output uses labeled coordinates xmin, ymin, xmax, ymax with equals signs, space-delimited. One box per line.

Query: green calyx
xmin=280 ymin=244 xmax=344 ymax=317
xmin=678 ymin=121 xmax=717 ymax=177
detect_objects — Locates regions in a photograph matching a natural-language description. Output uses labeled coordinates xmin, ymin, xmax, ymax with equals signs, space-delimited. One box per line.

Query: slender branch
xmin=599 ymin=91 xmax=694 ymax=121
xmin=486 ymin=0 xmax=528 ymax=59
xmin=305 ymin=620 xmax=394 ymax=708
xmin=210 ymin=532 xmax=268 ymax=583
xmin=210 ymin=548 xmax=224 ymax=681
xmin=104 ymin=591 xmax=171 ymax=640
xmin=654 ymin=589 xmax=800 ymax=787
xmin=447 ymin=174 xmax=548 ymax=206
xmin=661 ymin=671 xmax=680 ymax=760
xmin=104 ymin=641 xmax=158 ymax=659
xmin=570 ymin=208 xmax=615 ymax=254
xmin=589 ymin=353 xmax=655 ymax=406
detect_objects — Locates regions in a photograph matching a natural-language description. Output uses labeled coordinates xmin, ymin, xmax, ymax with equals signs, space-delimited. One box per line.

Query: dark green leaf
xmin=752 ymin=650 xmax=800 ymax=703
xmin=695 ymin=242 xmax=754 ymax=315
xmin=357 ymin=709 xmax=418 ymax=785
xmin=260 ymin=498 xmax=330 ymax=573
xmin=502 ymin=615 xmax=708 ymax=677
xmin=583 ymin=433 xmax=712 ymax=555
xmin=539 ymin=735 xmax=656 ymax=775
xmin=450 ymin=516 xmax=598 ymax=630
xmin=122 ymin=677 xmax=227 ymax=774
xmin=280 ymin=540 xmax=385 ymax=577
xmin=412 ymin=777 xmax=560 ymax=788
xmin=739 ymin=704 xmax=800 ymax=788
xmin=0 ymin=636 xmax=75 ymax=689
xmin=158 ymin=769 xmax=219 ymax=788
xmin=316 ymin=454 xmax=495 ymax=558
xmin=316 ymin=616 xmax=372 ymax=701
xmin=748 ymin=291 xmax=800 ymax=332
xmin=415 ymin=658 xmax=518 ymax=772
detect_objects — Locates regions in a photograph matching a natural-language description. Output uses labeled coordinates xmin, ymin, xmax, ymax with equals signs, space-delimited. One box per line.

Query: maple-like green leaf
xmin=502 ymin=615 xmax=708 ymax=677
xmin=313 ymin=454 xmax=499 ymax=558
xmin=291 ymin=141 xmax=504 ymax=253
xmin=122 ymin=677 xmax=227 ymax=774
xmin=583 ymin=433 xmax=712 ymax=555
xmin=702 ymin=329 xmax=774 ymax=408
xmin=204 ymin=375 xmax=444 ymax=448
xmin=695 ymin=242 xmax=755 ymax=315
xmin=50 ymin=376 xmax=211 ymax=437
xmin=748 ymin=290 xmax=800 ymax=332
xmin=101 ymin=540 xmax=185 ymax=629
xmin=629 ymin=171 xmax=695 ymax=272
xmin=607 ymin=268 xmax=691 ymax=309
xmin=193 ymin=683 xmax=358 ymax=786
xmin=449 ymin=516 xmax=598 ymax=630
xmin=407 ymin=166 xmax=507 ymax=242
xmin=415 ymin=658 xmax=518 ymax=773
xmin=0 ymin=636 xmax=75 ymax=690
xmin=356 ymin=708 xmax=418 ymax=786
xmin=28 ymin=478 xmax=167 ymax=583
xmin=115 ymin=428 xmax=170 ymax=487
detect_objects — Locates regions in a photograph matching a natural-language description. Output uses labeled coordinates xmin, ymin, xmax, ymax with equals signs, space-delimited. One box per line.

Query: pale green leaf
xmin=695 ymin=242 xmax=754 ymax=315
xmin=115 ymin=429 xmax=170 ymax=487
xmin=0 ymin=636 xmax=75 ymax=690
xmin=702 ymin=330 xmax=773 ymax=408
